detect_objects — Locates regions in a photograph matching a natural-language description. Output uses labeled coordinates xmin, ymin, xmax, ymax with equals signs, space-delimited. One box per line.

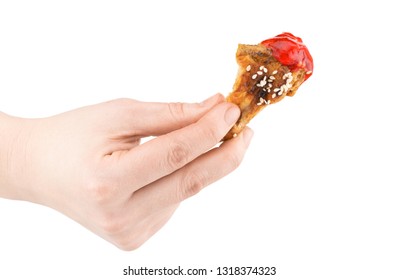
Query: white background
xmin=1 ymin=1 xmax=397 ymax=279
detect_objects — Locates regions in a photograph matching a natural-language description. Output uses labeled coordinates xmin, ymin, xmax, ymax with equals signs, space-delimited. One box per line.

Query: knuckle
xmin=84 ymin=178 xmax=117 ymax=206
xmin=112 ymin=230 xmax=146 ymax=251
xmin=95 ymin=207 xmax=130 ymax=236
xmin=179 ymin=171 xmax=207 ymax=200
xmin=225 ymin=152 xmax=243 ymax=171
xmin=116 ymin=239 xmax=144 ymax=251
xmin=98 ymin=213 xmax=126 ymax=236
xmin=167 ymin=102 xmax=186 ymax=123
xmin=165 ymin=140 xmax=190 ymax=170
xmin=111 ymin=97 xmax=135 ymax=106
xmin=104 ymin=98 xmax=136 ymax=109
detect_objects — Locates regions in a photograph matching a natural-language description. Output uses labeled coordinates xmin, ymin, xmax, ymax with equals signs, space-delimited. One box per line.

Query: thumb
xmin=131 ymin=93 xmax=224 ymax=136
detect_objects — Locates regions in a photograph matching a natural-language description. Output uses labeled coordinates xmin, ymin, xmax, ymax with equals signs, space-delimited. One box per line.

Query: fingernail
xmin=200 ymin=94 xmax=224 ymax=107
xmin=224 ymin=105 xmax=241 ymax=126
xmin=242 ymin=128 xmax=254 ymax=146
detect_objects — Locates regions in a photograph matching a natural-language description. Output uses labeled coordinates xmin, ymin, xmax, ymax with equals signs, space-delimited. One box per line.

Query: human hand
xmin=0 ymin=94 xmax=253 ymax=250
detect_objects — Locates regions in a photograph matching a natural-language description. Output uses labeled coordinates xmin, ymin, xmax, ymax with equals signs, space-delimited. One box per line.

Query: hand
xmin=0 ymin=94 xmax=253 ymax=250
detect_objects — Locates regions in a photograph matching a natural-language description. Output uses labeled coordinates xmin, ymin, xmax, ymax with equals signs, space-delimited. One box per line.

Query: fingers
xmin=130 ymin=127 xmax=253 ymax=215
xmin=118 ymin=101 xmax=242 ymax=191
xmin=125 ymin=93 xmax=225 ymax=136
xmin=103 ymin=205 xmax=178 ymax=251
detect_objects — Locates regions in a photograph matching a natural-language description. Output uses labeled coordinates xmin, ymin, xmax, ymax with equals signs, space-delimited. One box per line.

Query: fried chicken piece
xmin=224 ymin=33 xmax=313 ymax=140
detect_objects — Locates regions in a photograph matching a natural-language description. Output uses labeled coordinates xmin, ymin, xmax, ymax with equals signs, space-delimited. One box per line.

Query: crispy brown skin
xmin=223 ymin=44 xmax=306 ymax=140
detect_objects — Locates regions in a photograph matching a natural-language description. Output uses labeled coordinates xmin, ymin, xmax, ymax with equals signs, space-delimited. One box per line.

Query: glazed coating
xmin=224 ymin=33 xmax=313 ymax=140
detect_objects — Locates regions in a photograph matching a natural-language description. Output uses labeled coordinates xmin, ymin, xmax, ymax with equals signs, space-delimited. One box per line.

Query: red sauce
xmin=260 ymin=32 xmax=313 ymax=81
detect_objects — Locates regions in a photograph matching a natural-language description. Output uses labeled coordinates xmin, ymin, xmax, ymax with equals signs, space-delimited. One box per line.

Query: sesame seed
xmin=259 ymin=66 xmax=264 ymax=70
xmin=268 ymin=79 xmax=273 ymax=83
xmin=279 ymin=85 xmax=286 ymax=95
xmin=252 ymin=74 xmax=257 ymax=79
xmin=269 ymin=76 xmax=275 ymax=80
xmin=257 ymin=76 xmax=267 ymax=87
xmin=283 ymin=72 xmax=292 ymax=80
xmin=267 ymin=100 xmax=271 ymax=104
xmin=267 ymin=88 xmax=271 ymax=93
xmin=263 ymin=68 xmax=268 ymax=73
xmin=306 ymin=70 xmax=312 ymax=75
xmin=274 ymin=88 xmax=280 ymax=92
xmin=257 ymin=71 xmax=263 ymax=75
xmin=233 ymin=133 xmax=238 ymax=138
xmin=272 ymin=93 xmax=276 ymax=98
xmin=272 ymin=70 xmax=278 ymax=75
xmin=246 ymin=65 xmax=251 ymax=71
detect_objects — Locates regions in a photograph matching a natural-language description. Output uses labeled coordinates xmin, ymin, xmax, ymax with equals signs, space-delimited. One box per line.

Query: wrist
xmin=0 ymin=112 xmax=35 ymax=201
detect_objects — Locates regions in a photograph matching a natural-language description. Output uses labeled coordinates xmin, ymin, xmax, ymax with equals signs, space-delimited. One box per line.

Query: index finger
xmin=117 ymin=102 xmax=241 ymax=191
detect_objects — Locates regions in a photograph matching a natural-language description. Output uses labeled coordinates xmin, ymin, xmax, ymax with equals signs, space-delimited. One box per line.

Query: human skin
xmin=0 ymin=94 xmax=253 ymax=250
